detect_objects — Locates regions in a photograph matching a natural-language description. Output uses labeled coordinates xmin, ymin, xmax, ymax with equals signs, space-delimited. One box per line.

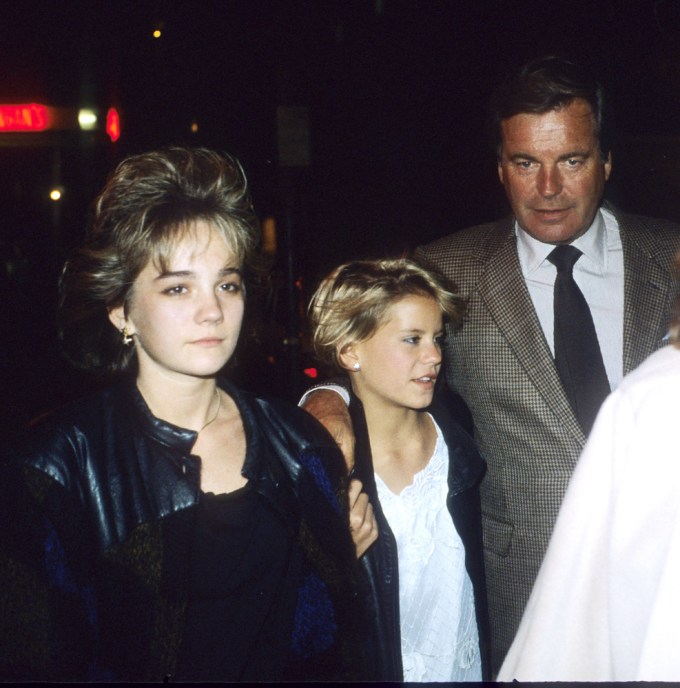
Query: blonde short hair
xmin=309 ymin=258 xmax=465 ymax=372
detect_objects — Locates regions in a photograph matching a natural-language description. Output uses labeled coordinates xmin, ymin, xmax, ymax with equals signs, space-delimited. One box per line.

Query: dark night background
xmin=2 ymin=0 xmax=680 ymax=434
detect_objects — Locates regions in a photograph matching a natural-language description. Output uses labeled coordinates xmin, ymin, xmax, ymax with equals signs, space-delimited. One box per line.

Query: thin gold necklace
xmin=199 ymin=388 xmax=221 ymax=432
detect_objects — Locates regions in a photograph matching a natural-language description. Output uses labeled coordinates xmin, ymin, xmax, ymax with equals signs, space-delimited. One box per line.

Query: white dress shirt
xmin=516 ymin=207 xmax=624 ymax=390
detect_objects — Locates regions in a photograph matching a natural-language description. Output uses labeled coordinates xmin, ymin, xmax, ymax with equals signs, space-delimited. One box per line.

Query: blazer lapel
xmin=621 ymin=219 xmax=673 ymax=374
xmin=476 ymin=223 xmax=584 ymax=442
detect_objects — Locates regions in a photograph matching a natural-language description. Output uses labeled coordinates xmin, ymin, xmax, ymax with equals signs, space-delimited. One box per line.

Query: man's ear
xmin=338 ymin=343 xmax=359 ymax=372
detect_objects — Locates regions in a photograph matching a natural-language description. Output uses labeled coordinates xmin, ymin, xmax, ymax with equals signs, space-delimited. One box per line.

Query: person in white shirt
xmin=308 ymin=258 xmax=490 ymax=682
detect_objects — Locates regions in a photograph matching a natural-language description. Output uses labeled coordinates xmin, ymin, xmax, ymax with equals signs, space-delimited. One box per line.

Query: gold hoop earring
xmin=121 ymin=327 xmax=134 ymax=346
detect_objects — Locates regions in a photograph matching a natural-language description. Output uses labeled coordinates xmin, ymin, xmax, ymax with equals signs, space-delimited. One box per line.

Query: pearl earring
xmin=352 ymin=362 xmax=361 ymax=371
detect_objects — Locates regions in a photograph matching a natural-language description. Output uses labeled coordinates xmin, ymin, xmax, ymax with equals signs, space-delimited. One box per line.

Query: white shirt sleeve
xmin=298 ymin=383 xmax=351 ymax=407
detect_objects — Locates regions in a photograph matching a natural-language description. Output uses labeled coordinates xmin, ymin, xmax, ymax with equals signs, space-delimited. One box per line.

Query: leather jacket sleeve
xmin=0 ymin=442 xmax=100 ymax=681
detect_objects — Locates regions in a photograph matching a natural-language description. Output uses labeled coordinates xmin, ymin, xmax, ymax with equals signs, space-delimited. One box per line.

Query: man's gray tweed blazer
xmin=415 ymin=209 xmax=680 ymax=674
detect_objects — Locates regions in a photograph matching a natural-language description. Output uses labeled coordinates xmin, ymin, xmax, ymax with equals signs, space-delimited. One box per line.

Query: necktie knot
xmin=548 ymin=244 xmax=582 ymax=274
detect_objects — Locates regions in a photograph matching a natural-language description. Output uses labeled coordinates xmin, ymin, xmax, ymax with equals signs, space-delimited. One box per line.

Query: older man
xmin=416 ymin=55 xmax=680 ymax=672
xmin=305 ymin=56 xmax=680 ymax=674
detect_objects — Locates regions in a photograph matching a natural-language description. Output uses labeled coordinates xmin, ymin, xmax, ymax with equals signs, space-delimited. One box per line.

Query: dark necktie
xmin=547 ymin=245 xmax=610 ymax=435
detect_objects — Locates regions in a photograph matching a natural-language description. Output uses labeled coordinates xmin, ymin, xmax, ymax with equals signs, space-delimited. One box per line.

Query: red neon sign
xmin=106 ymin=107 xmax=121 ymax=142
xmin=0 ymin=103 xmax=51 ymax=132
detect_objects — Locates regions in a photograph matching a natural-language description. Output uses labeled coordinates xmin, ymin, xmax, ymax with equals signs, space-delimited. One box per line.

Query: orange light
xmin=0 ymin=103 xmax=51 ymax=132
xmin=105 ymin=108 xmax=121 ymax=142
xmin=262 ymin=216 xmax=277 ymax=255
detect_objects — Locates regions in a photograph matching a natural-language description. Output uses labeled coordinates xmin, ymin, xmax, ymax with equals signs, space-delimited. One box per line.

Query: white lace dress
xmin=375 ymin=416 xmax=481 ymax=682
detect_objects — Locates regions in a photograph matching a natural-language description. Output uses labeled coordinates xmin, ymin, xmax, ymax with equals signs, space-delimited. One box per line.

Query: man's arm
xmin=301 ymin=387 xmax=378 ymax=556
xmin=301 ymin=387 xmax=355 ymax=472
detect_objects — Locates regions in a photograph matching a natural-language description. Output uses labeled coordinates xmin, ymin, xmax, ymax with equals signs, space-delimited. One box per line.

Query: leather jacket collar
xmin=130 ymin=383 xmax=198 ymax=455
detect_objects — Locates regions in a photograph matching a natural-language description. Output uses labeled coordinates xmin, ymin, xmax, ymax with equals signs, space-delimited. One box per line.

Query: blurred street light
xmin=78 ymin=109 xmax=98 ymax=130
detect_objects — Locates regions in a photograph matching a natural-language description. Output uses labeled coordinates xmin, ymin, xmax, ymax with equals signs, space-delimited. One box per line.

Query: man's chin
xmin=519 ymin=216 xmax=590 ymax=244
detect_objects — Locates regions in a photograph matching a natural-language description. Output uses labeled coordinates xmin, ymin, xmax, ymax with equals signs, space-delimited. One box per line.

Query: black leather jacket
xmin=349 ymin=389 xmax=491 ymax=681
xmin=0 ymin=379 xmax=363 ymax=682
